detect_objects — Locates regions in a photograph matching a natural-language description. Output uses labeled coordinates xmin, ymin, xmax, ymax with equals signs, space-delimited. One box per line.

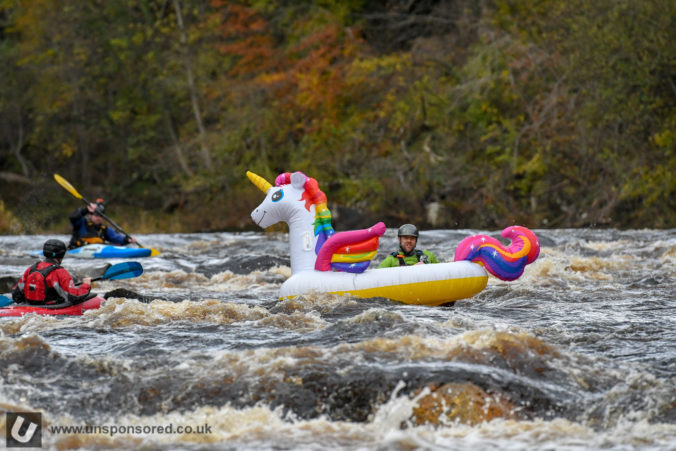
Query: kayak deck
xmin=67 ymin=244 xmax=152 ymax=258
xmin=30 ymin=244 xmax=153 ymax=259
xmin=0 ymin=296 xmax=105 ymax=317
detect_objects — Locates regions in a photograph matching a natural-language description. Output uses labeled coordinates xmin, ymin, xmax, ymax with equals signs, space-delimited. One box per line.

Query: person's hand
xmin=128 ymin=237 xmax=138 ymax=244
xmin=82 ymin=277 xmax=92 ymax=286
xmin=87 ymin=203 xmax=97 ymax=213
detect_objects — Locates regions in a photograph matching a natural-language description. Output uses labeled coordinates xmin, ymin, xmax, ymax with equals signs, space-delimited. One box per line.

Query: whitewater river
xmin=0 ymin=228 xmax=674 ymax=450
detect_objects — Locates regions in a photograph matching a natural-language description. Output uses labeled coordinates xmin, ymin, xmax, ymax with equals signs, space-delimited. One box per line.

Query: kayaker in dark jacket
xmin=378 ymin=224 xmax=439 ymax=268
xmin=12 ymin=239 xmax=93 ymax=305
xmin=68 ymin=198 xmax=137 ymax=249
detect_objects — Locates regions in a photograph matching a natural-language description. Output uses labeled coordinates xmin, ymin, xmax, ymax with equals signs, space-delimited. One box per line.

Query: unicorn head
xmin=248 ymin=171 xmax=335 ymax=274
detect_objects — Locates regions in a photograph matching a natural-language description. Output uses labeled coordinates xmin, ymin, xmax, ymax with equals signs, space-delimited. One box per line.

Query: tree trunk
xmin=165 ymin=111 xmax=193 ymax=177
xmin=173 ymin=0 xmax=211 ymax=170
xmin=12 ymin=113 xmax=30 ymax=177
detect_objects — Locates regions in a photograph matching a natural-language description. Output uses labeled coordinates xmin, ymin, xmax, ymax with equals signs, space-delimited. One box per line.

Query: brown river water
xmin=0 ymin=228 xmax=674 ymax=450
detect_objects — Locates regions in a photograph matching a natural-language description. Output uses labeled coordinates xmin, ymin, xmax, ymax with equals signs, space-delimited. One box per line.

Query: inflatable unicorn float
xmin=247 ymin=171 xmax=539 ymax=306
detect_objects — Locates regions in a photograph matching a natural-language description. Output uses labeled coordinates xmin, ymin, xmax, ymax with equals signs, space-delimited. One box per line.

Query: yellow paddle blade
xmin=54 ymin=174 xmax=83 ymax=200
xmin=246 ymin=171 xmax=272 ymax=193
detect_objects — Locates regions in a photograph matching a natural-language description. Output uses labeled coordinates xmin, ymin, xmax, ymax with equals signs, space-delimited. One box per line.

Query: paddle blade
xmin=0 ymin=295 xmax=13 ymax=307
xmin=54 ymin=174 xmax=84 ymax=200
xmin=101 ymin=262 xmax=144 ymax=280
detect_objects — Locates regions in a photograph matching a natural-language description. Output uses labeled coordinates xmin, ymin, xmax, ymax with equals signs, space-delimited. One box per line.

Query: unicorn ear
xmin=290 ymin=172 xmax=306 ymax=189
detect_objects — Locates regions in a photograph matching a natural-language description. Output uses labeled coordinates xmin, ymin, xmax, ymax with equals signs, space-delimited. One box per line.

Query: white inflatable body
xmin=280 ymin=261 xmax=488 ymax=306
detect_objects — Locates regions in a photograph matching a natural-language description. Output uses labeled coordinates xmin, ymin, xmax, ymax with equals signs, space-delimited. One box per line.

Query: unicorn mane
xmin=275 ymin=172 xmax=335 ymax=254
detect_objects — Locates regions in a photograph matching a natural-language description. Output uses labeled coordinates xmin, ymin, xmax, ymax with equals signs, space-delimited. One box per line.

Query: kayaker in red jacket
xmin=12 ymin=239 xmax=93 ymax=305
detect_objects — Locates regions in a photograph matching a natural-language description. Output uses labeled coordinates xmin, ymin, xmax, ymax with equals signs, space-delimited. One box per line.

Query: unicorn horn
xmin=246 ymin=171 xmax=272 ymax=193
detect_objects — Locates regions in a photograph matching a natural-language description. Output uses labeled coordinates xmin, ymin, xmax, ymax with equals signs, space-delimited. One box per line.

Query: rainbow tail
xmin=453 ymin=226 xmax=540 ymax=281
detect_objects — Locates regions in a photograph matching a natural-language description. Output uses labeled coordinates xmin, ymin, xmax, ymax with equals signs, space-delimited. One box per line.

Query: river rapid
xmin=0 ymin=228 xmax=674 ymax=450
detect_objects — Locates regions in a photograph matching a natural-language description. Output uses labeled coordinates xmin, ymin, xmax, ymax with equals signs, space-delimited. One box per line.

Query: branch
xmin=0 ymin=172 xmax=32 ymax=184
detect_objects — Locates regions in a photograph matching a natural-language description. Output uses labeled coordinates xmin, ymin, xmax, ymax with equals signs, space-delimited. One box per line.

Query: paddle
xmin=102 ymin=288 xmax=155 ymax=303
xmin=90 ymin=261 xmax=144 ymax=282
xmin=53 ymin=174 xmax=160 ymax=257
xmin=75 ymin=261 xmax=144 ymax=286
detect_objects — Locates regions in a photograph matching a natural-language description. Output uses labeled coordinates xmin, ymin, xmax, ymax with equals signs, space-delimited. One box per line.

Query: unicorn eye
xmin=271 ymin=190 xmax=284 ymax=202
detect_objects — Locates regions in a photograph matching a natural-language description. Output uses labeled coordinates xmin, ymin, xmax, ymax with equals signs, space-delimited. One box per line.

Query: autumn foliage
xmin=0 ymin=0 xmax=673 ymax=233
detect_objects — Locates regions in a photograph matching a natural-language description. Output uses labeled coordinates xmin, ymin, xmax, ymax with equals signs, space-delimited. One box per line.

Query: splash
xmin=454 ymin=226 xmax=540 ymax=281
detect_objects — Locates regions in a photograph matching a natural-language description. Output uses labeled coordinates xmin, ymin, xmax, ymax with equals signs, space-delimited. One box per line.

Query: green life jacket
xmin=391 ymin=250 xmax=429 ymax=266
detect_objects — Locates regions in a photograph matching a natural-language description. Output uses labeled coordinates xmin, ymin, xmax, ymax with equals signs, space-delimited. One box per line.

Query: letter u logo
xmin=11 ymin=416 xmax=37 ymax=443
xmin=6 ymin=412 xmax=42 ymax=448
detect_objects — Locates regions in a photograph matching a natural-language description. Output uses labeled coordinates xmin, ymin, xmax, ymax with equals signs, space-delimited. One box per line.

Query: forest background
xmin=0 ymin=0 xmax=674 ymax=235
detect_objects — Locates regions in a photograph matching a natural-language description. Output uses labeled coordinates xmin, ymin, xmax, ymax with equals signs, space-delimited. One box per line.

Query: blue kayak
xmin=30 ymin=244 xmax=153 ymax=259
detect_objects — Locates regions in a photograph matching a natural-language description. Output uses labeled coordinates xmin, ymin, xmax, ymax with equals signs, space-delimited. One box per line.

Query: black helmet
xmin=92 ymin=198 xmax=105 ymax=216
xmin=43 ymin=239 xmax=67 ymax=259
xmin=397 ymin=224 xmax=419 ymax=238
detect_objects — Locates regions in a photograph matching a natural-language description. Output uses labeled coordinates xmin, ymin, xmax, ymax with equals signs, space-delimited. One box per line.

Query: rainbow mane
xmin=275 ymin=172 xmax=335 ymax=255
xmin=453 ymin=226 xmax=540 ymax=281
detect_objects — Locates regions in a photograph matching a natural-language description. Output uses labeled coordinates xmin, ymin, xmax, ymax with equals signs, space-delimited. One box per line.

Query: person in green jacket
xmin=378 ymin=224 xmax=439 ymax=268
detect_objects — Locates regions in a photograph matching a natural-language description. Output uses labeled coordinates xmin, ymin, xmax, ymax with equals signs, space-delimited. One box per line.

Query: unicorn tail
xmin=453 ymin=226 xmax=540 ymax=281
